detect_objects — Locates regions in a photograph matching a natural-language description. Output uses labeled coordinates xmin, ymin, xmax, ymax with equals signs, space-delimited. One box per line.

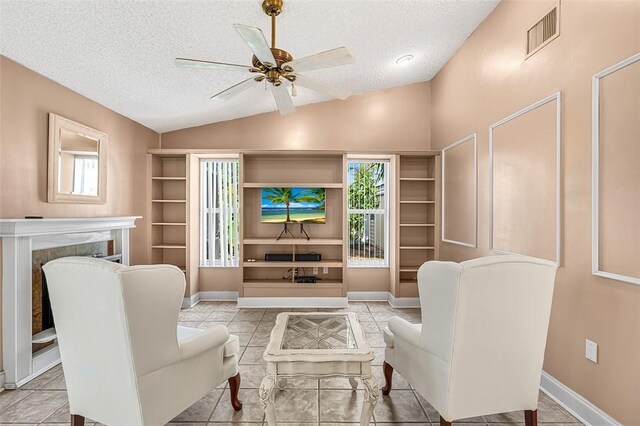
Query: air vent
xmin=526 ymin=5 xmax=559 ymax=58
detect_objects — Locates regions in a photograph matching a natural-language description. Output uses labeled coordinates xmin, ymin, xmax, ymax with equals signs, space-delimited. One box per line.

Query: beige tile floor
xmin=0 ymin=301 xmax=582 ymax=425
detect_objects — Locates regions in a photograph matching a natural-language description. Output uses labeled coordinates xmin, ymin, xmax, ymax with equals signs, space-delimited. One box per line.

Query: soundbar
xmin=295 ymin=275 xmax=319 ymax=283
xmin=264 ymin=253 xmax=322 ymax=262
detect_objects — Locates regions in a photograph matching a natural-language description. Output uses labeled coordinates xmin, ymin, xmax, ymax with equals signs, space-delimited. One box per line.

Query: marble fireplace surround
xmin=0 ymin=216 xmax=140 ymax=388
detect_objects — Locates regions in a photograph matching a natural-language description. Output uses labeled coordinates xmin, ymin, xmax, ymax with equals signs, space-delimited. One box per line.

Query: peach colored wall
xmin=0 ymin=56 xmax=159 ymax=263
xmin=161 ymin=82 xmax=431 ymax=151
xmin=0 ymin=56 xmax=160 ymax=369
xmin=430 ymin=0 xmax=640 ymax=423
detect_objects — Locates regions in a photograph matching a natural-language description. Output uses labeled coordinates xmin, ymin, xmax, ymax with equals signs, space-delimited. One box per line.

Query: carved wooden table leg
xmin=260 ymin=375 xmax=277 ymax=425
xmin=277 ymin=378 xmax=287 ymax=391
xmin=360 ymin=374 xmax=379 ymax=426
xmin=349 ymin=377 xmax=358 ymax=389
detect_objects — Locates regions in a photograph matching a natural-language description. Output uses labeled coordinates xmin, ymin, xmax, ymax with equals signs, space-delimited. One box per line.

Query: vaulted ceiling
xmin=0 ymin=0 xmax=498 ymax=132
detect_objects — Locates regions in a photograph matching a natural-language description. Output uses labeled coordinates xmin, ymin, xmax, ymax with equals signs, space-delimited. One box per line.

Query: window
xmin=200 ymin=160 xmax=240 ymax=267
xmin=347 ymin=159 xmax=389 ymax=267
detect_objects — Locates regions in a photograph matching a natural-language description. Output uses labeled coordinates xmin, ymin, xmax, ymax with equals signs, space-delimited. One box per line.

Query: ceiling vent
xmin=525 ymin=4 xmax=559 ymax=59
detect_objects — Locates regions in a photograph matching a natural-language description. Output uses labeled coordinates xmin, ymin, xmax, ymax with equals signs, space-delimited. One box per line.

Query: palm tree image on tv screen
xmin=261 ymin=187 xmax=326 ymax=224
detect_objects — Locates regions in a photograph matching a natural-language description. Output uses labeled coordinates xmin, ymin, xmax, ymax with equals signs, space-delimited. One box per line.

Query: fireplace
xmin=0 ymin=216 xmax=140 ymax=388
xmin=31 ymin=241 xmax=123 ymax=354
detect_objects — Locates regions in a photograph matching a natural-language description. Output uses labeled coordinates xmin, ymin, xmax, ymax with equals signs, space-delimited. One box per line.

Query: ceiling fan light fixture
xmin=395 ymin=54 xmax=414 ymax=65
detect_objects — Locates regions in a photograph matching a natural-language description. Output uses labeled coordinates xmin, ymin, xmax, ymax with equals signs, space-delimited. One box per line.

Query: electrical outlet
xmin=313 ymin=267 xmax=318 ymax=275
xmin=585 ymin=339 xmax=598 ymax=363
xmin=323 ymin=266 xmax=329 ymax=274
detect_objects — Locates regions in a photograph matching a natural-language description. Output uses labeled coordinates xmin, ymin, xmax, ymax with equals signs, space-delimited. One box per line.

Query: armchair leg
xmin=524 ymin=409 xmax=538 ymax=426
xmin=70 ymin=414 xmax=84 ymax=426
xmin=440 ymin=416 xmax=451 ymax=426
xmin=228 ymin=373 xmax=243 ymax=411
xmin=381 ymin=361 xmax=393 ymax=395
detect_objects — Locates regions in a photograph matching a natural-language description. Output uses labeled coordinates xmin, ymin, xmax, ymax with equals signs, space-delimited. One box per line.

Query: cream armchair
xmin=382 ymin=255 xmax=557 ymax=426
xmin=43 ymin=257 xmax=242 ymax=426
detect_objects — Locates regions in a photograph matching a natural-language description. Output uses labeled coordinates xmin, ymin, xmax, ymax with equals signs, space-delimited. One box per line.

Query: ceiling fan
xmin=175 ymin=0 xmax=355 ymax=116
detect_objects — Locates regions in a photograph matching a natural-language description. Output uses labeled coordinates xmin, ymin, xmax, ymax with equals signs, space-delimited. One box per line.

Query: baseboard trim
xmin=183 ymin=290 xmax=417 ymax=308
xmin=540 ymin=371 xmax=620 ymax=426
xmin=388 ymin=294 xmax=420 ymax=308
xmin=347 ymin=291 xmax=389 ymax=301
xmin=237 ymin=297 xmax=348 ymax=308
xmin=181 ymin=292 xmax=201 ymax=309
xmin=199 ymin=291 xmax=239 ymax=301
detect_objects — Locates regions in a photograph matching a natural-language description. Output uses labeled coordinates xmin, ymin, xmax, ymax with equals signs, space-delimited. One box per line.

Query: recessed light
xmin=395 ymin=54 xmax=414 ymax=65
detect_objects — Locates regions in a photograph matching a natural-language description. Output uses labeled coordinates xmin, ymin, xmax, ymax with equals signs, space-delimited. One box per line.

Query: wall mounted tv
xmin=261 ymin=187 xmax=326 ymax=224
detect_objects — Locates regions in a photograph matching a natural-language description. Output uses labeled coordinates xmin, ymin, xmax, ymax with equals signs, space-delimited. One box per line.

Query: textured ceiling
xmin=0 ymin=0 xmax=498 ymax=133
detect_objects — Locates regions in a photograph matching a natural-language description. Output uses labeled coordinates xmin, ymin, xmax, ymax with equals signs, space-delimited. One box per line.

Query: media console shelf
xmin=240 ymin=152 xmax=346 ymax=300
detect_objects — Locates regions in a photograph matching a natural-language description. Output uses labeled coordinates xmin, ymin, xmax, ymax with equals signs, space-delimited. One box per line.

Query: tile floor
xmin=0 ymin=301 xmax=582 ymax=425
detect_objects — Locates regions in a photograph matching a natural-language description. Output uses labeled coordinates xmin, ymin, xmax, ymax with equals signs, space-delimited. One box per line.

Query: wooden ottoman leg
xmin=228 ymin=373 xmax=243 ymax=411
xmin=381 ymin=361 xmax=393 ymax=395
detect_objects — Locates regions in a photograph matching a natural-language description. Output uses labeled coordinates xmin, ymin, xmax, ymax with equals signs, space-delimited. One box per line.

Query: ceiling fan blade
xmin=233 ymin=24 xmax=277 ymax=67
xmin=174 ymin=58 xmax=252 ymax=72
xmin=211 ymin=77 xmax=259 ymax=101
xmin=283 ymin=47 xmax=355 ymax=73
xmin=292 ymin=74 xmax=351 ymax=100
xmin=270 ymin=84 xmax=296 ymax=116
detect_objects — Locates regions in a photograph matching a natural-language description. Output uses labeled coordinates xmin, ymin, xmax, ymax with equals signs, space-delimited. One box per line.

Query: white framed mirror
xmin=48 ymin=113 xmax=107 ymax=204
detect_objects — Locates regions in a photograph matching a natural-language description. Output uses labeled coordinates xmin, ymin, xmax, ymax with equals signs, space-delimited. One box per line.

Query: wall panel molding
xmin=489 ymin=92 xmax=562 ymax=266
xmin=592 ymin=52 xmax=640 ymax=285
xmin=441 ymin=133 xmax=477 ymax=248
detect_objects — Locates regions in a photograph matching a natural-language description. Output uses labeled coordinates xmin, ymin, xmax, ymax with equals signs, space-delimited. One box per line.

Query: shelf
xmin=243 ymin=238 xmax=343 ymax=245
xmin=152 ymin=222 xmax=186 ymax=226
xmin=152 ymin=177 xmax=186 ymax=181
xmin=400 ymin=200 xmax=436 ymax=204
xmin=243 ymin=260 xmax=343 ymax=268
xmin=243 ymin=280 xmax=343 ymax=289
xmin=399 ymin=280 xmax=418 ymax=284
xmin=399 ymin=266 xmax=421 ymax=272
xmin=399 ymin=246 xmax=435 ymax=250
xmin=399 ymin=178 xmax=435 ymax=181
xmin=152 ymin=245 xmax=186 ymax=249
xmin=243 ymin=182 xmax=343 ymax=188
xmin=400 ymin=223 xmax=436 ymax=227
xmin=151 ymin=199 xmax=186 ymax=203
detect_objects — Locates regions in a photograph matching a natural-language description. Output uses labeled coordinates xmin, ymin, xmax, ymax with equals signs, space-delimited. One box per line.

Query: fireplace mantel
xmin=0 ymin=216 xmax=140 ymax=237
xmin=1 ymin=216 xmax=141 ymax=388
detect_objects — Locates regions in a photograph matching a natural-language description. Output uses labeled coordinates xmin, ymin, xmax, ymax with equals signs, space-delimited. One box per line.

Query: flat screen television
xmin=261 ymin=187 xmax=326 ymax=224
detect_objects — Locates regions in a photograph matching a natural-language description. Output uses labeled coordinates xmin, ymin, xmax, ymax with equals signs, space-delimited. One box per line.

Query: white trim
xmin=441 ymin=133 xmax=478 ymax=248
xmin=489 ymin=92 xmax=562 ymax=266
xmin=540 ymin=371 xmax=620 ymax=426
xmin=347 ymin=291 xmax=389 ymax=301
xmin=387 ymin=294 xmax=420 ymax=308
xmin=0 ymin=216 xmax=140 ymax=237
xmin=592 ymin=52 xmax=640 ymax=286
xmin=199 ymin=291 xmax=239 ymax=301
xmin=237 ymin=297 xmax=348 ymax=308
xmin=181 ymin=292 xmax=201 ymax=309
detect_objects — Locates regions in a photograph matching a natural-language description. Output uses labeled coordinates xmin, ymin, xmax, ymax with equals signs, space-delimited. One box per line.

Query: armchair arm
xmin=388 ymin=317 xmax=421 ymax=347
xmin=179 ymin=325 xmax=230 ymax=361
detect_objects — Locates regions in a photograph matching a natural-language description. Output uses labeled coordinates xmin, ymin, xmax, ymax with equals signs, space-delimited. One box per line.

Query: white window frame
xmin=347 ymin=158 xmax=390 ymax=268
xmin=200 ymin=159 xmax=240 ymax=267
